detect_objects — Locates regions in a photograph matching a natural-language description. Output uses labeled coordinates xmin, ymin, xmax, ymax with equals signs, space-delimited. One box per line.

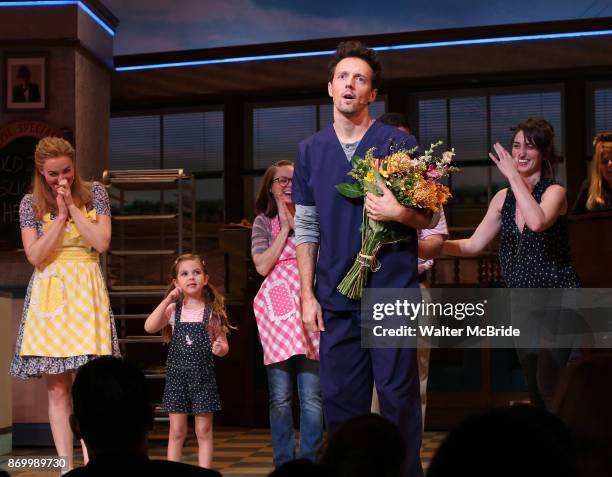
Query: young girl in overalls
xmin=145 ymin=254 xmax=231 ymax=469
xmin=10 ymin=137 xmax=120 ymax=470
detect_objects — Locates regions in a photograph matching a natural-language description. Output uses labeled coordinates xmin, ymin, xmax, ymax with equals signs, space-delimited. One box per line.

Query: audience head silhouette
xmin=554 ymin=353 xmax=612 ymax=477
xmin=319 ymin=413 xmax=406 ymax=477
xmin=70 ymin=356 xmax=153 ymax=456
xmin=426 ymin=405 xmax=576 ymax=477
xmin=268 ymin=458 xmax=330 ymax=477
xmin=67 ymin=357 xmax=221 ymax=477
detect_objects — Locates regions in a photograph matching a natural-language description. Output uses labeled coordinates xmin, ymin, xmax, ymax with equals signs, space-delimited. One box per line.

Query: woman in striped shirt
xmin=251 ymin=160 xmax=323 ymax=468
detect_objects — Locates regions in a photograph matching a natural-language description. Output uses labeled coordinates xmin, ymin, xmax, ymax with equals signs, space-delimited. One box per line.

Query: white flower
xmin=441 ymin=150 xmax=454 ymax=164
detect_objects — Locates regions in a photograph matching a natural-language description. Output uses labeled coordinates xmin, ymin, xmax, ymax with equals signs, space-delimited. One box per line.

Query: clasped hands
xmin=276 ymin=196 xmax=295 ymax=232
xmin=55 ymin=179 xmax=75 ymax=220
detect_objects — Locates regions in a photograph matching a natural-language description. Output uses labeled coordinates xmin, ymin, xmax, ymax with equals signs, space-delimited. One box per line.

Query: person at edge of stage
xmin=571 ymin=131 xmax=612 ymax=213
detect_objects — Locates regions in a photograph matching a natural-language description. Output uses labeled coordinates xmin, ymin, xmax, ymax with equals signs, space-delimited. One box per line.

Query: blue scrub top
xmin=293 ymin=121 xmax=420 ymax=311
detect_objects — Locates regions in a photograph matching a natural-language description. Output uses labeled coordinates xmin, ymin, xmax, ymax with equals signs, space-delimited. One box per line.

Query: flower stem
xmin=337 ymin=231 xmax=380 ymax=300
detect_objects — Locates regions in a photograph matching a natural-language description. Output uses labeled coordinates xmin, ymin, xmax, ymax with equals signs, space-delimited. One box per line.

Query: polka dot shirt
xmin=499 ymin=178 xmax=580 ymax=288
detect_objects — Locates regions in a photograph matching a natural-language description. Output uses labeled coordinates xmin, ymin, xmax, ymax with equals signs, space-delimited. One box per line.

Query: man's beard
xmin=336 ymin=101 xmax=363 ymax=116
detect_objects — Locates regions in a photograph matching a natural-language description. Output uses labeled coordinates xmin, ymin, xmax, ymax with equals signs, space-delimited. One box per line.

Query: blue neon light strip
xmin=77 ymin=1 xmax=114 ymax=36
xmin=0 ymin=1 xmax=115 ymax=36
xmin=116 ymin=28 xmax=612 ymax=72
xmin=372 ymin=29 xmax=612 ymax=52
xmin=117 ymin=49 xmax=337 ymax=71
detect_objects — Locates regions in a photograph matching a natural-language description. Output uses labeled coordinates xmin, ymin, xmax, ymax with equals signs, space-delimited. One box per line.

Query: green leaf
xmin=351 ymin=154 xmax=363 ymax=169
xmin=336 ymin=182 xmax=364 ymax=198
xmin=364 ymin=180 xmax=379 ymax=195
xmin=368 ymin=219 xmax=384 ymax=233
xmin=372 ymin=168 xmax=383 ymax=191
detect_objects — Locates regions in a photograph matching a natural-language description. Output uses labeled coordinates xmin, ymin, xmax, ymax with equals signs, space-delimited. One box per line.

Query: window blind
xmin=253 ymin=105 xmax=317 ymax=169
xmin=164 ymin=111 xmax=224 ymax=172
xmin=594 ymin=88 xmax=612 ymax=133
xmin=110 ymin=115 xmax=161 ymax=169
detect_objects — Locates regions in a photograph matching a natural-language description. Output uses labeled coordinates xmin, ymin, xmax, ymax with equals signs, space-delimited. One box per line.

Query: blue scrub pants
xmin=320 ymin=309 xmax=423 ymax=477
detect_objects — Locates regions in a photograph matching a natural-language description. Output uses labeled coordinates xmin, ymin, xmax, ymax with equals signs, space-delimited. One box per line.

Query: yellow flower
xmin=365 ymin=170 xmax=374 ymax=185
xmin=389 ymin=151 xmax=412 ymax=164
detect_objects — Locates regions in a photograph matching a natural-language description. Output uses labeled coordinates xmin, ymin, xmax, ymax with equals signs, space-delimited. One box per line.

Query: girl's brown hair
xmin=255 ymin=160 xmax=294 ymax=218
xmin=587 ymin=133 xmax=612 ymax=210
xmin=161 ymin=253 xmax=234 ymax=343
xmin=33 ymin=137 xmax=91 ymax=220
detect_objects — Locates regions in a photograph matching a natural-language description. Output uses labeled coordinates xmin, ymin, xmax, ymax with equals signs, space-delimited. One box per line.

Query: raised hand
xmin=489 ymin=142 xmax=519 ymax=180
xmin=166 ymin=286 xmax=182 ymax=303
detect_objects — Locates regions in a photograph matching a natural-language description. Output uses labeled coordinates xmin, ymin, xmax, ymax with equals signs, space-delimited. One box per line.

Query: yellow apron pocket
xmin=31 ymin=270 xmax=66 ymax=319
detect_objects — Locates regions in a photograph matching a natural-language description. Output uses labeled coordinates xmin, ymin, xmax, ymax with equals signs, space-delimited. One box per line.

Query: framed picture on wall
xmin=4 ymin=55 xmax=47 ymax=110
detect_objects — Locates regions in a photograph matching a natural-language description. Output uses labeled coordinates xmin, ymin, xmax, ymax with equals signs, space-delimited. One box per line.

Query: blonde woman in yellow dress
xmin=10 ymin=137 xmax=120 ymax=470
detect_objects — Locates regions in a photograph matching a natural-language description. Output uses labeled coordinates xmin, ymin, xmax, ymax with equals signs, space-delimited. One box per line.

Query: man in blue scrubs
xmin=293 ymin=41 xmax=431 ymax=477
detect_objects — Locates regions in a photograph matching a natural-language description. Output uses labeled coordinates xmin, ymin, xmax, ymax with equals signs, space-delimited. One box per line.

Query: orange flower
xmin=405 ymin=180 xmax=439 ymax=212
xmin=435 ymin=183 xmax=452 ymax=205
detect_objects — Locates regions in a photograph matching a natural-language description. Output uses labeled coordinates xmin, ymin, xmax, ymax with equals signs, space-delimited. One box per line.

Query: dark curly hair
xmin=512 ymin=117 xmax=559 ymax=178
xmin=328 ymin=41 xmax=382 ymax=90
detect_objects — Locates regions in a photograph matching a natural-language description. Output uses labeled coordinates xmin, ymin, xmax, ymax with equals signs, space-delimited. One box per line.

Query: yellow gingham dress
xmin=19 ymin=208 xmax=112 ymax=357
xmin=10 ymin=183 xmax=120 ymax=378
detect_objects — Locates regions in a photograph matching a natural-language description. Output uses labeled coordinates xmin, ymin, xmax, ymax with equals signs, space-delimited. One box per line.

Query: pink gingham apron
xmin=253 ymin=216 xmax=319 ymax=365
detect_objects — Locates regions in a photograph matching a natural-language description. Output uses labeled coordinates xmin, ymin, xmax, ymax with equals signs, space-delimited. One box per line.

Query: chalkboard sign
xmin=0 ymin=120 xmax=65 ymax=251
xmin=0 ymin=137 xmax=37 ymax=250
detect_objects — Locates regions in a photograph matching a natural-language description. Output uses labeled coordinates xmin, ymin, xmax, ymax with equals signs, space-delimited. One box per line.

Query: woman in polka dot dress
xmin=442 ymin=118 xmax=580 ymax=407
xmin=251 ymin=161 xmax=323 ymax=468
xmin=145 ymin=254 xmax=231 ymax=469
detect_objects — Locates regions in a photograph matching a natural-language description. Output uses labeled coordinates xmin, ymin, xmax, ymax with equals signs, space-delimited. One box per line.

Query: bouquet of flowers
xmin=335 ymin=141 xmax=458 ymax=300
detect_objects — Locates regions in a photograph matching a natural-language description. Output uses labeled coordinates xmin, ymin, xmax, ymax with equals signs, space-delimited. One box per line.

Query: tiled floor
xmin=3 ymin=427 xmax=446 ymax=476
